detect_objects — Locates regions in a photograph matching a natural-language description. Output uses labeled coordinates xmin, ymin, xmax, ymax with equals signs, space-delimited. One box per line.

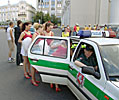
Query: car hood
xmin=112 ymin=81 xmax=119 ymax=88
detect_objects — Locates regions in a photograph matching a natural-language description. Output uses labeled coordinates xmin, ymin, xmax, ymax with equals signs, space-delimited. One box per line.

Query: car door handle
xmin=31 ymin=59 xmax=38 ymax=62
xmin=69 ymin=65 xmax=74 ymax=70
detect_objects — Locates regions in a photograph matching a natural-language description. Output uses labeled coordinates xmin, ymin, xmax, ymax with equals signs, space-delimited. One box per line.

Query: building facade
xmin=0 ymin=0 xmax=36 ymax=24
xmin=110 ymin=0 xmax=119 ymax=24
xmin=62 ymin=0 xmax=111 ymax=27
xmin=37 ymin=0 xmax=62 ymax=19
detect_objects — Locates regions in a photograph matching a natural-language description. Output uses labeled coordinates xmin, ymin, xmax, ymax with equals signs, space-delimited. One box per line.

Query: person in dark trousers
xmin=14 ymin=20 xmax=23 ymax=66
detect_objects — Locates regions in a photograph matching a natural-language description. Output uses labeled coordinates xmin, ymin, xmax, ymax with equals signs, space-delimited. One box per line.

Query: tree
xmin=33 ymin=11 xmax=44 ymax=24
xmin=51 ymin=15 xmax=58 ymax=25
xmin=33 ymin=12 xmax=60 ymax=25
xmin=44 ymin=13 xmax=51 ymax=23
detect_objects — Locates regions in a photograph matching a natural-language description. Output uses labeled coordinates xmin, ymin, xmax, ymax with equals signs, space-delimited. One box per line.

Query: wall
xmin=110 ymin=0 xmax=119 ymax=24
xmin=70 ymin=0 xmax=96 ymax=27
xmin=62 ymin=0 xmax=109 ymax=27
xmin=99 ymin=0 xmax=109 ymax=24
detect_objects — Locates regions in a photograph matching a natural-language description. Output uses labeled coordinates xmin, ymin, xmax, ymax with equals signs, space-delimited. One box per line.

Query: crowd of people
xmin=61 ymin=23 xmax=113 ymax=37
xmin=6 ymin=20 xmax=61 ymax=92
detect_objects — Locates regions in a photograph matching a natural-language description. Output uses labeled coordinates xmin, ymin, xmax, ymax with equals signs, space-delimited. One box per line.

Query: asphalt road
xmin=0 ymin=29 xmax=77 ymax=100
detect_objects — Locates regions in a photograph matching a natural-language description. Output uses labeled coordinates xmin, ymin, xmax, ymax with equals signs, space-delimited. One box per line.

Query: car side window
xmin=30 ymin=38 xmax=44 ymax=55
xmin=73 ymin=42 xmax=84 ymax=62
xmin=44 ymin=39 xmax=68 ymax=59
xmin=74 ymin=43 xmax=99 ymax=73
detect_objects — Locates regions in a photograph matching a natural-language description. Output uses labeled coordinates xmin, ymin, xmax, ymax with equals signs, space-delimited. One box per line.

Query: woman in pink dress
xmin=51 ymin=40 xmax=67 ymax=58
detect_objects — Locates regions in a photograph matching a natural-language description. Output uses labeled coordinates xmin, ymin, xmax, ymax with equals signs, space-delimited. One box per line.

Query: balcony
xmin=18 ymin=14 xmax=26 ymax=17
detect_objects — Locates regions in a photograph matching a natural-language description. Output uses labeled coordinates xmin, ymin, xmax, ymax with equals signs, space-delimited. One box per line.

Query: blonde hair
xmin=33 ymin=23 xmax=39 ymax=29
xmin=34 ymin=23 xmax=42 ymax=30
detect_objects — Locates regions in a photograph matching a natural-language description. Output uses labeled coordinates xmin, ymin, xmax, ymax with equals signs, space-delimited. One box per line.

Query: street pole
xmin=41 ymin=0 xmax=43 ymax=24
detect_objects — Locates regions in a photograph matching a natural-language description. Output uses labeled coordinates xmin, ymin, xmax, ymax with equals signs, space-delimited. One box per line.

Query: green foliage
xmin=44 ymin=13 xmax=51 ymax=23
xmin=33 ymin=11 xmax=44 ymax=23
xmin=51 ymin=15 xmax=58 ymax=25
xmin=33 ymin=12 xmax=61 ymax=25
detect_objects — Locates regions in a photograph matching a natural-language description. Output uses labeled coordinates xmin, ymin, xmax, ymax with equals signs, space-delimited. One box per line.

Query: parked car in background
xmin=53 ymin=25 xmax=58 ymax=29
xmin=29 ymin=26 xmax=35 ymax=35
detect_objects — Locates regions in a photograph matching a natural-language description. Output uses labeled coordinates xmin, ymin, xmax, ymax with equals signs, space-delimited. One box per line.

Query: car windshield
xmin=100 ymin=45 xmax=119 ymax=81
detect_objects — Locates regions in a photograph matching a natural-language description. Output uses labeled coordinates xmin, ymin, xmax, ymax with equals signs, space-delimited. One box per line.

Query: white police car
xmin=28 ymin=35 xmax=119 ymax=100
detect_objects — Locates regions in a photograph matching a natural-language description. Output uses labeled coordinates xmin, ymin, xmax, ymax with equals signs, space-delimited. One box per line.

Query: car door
xmin=68 ymin=40 xmax=107 ymax=100
xmin=28 ymin=36 xmax=70 ymax=85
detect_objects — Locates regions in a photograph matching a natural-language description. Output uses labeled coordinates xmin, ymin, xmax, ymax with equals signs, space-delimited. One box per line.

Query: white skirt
xmin=21 ymin=46 xmax=28 ymax=56
xmin=21 ymin=37 xmax=32 ymax=56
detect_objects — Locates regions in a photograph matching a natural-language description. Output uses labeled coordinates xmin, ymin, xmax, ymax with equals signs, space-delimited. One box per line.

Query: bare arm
xmin=32 ymin=33 xmax=37 ymax=42
xmin=51 ymin=31 xmax=54 ymax=36
xmin=50 ymin=43 xmax=60 ymax=49
xmin=74 ymin=60 xmax=87 ymax=67
xmin=94 ymin=66 xmax=98 ymax=71
xmin=10 ymin=29 xmax=14 ymax=42
xmin=18 ymin=32 xmax=25 ymax=43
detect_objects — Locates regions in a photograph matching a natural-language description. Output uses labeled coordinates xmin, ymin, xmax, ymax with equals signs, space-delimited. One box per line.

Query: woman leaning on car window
xmin=44 ymin=22 xmax=61 ymax=92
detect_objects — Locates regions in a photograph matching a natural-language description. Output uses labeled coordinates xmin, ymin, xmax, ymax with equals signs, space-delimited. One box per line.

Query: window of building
xmin=46 ymin=0 xmax=49 ymax=2
xmin=51 ymin=0 xmax=55 ymax=2
xmin=42 ymin=4 xmax=45 ymax=8
xmin=38 ymin=5 xmax=41 ymax=8
xmin=45 ymin=4 xmax=49 ymax=8
xmin=57 ymin=4 xmax=61 ymax=7
xmin=21 ymin=6 xmax=25 ymax=10
xmin=8 ymin=7 xmax=10 ymax=11
xmin=57 ymin=10 xmax=62 ymax=13
xmin=51 ymin=10 xmax=55 ymax=15
xmin=57 ymin=0 xmax=61 ymax=4
xmin=16 ymin=7 xmax=18 ymax=11
xmin=51 ymin=7 xmax=55 ymax=10
xmin=2 ymin=8 xmax=4 ymax=12
xmin=51 ymin=4 xmax=55 ymax=7
xmin=57 ymin=16 xmax=61 ymax=18
xmin=4 ymin=8 xmax=6 ymax=12
xmin=43 ymin=10 xmax=48 ymax=14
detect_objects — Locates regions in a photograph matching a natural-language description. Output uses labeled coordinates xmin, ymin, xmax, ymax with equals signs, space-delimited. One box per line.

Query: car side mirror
xmin=82 ymin=67 xmax=100 ymax=79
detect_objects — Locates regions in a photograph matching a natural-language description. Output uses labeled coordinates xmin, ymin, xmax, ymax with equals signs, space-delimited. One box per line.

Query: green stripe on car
xmin=29 ymin=58 xmax=113 ymax=100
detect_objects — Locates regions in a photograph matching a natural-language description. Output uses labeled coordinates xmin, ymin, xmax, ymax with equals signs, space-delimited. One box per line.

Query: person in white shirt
xmin=7 ymin=22 xmax=15 ymax=63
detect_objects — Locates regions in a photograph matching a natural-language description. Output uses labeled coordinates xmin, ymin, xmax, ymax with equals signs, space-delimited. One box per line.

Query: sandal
xmin=56 ymin=88 xmax=61 ymax=92
xmin=24 ymin=74 xmax=30 ymax=79
xmin=31 ymin=80 xmax=39 ymax=87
